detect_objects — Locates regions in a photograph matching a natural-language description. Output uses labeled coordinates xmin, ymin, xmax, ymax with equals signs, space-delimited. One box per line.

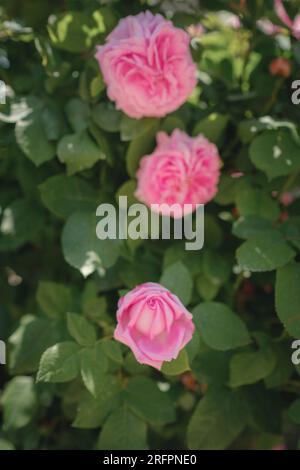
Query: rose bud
xmin=114 ymin=283 xmax=195 ymax=370
xmin=269 ymin=57 xmax=291 ymax=78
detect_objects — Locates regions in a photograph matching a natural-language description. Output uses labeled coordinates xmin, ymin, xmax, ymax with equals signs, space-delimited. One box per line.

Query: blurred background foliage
xmin=0 ymin=0 xmax=300 ymax=450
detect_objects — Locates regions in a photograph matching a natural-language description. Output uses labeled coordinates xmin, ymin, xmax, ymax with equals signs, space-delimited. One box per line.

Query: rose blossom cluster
xmin=96 ymin=11 xmax=223 ymax=366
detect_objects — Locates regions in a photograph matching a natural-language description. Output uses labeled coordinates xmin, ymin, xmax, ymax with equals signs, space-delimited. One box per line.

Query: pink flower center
xmin=147 ymin=297 xmax=158 ymax=309
xmin=134 ymin=299 xmax=166 ymax=337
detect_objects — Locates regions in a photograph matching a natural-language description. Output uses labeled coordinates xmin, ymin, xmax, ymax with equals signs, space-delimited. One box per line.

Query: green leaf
xmin=65 ymin=98 xmax=90 ymax=133
xmin=160 ymin=261 xmax=193 ymax=306
xmin=229 ymin=335 xmax=276 ymax=388
xmin=90 ymin=74 xmax=106 ymax=98
xmin=123 ymin=352 xmax=150 ymax=375
xmin=185 ymin=330 xmax=201 ymax=362
xmin=276 ymin=263 xmax=300 ymax=337
xmin=163 ymin=243 xmax=203 ymax=274
xmin=280 ymin=217 xmax=300 ymax=251
xmin=82 ymin=293 xmax=109 ymax=324
xmin=119 ymin=253 xmax=160 ymax=288
xmin=193 ymin=302 xmax=251 ymax=351
xmin=0 ymin=96 xmax=40 ymax=123
xmin=39 ymin=174 xmax=99 ymax=219
xmin=48 ymin=11 xmax=105 ymax=53
xmin=0 ymin=198 xmax=44 ymax=251
xmin=67 ymin=313 xmax=97 ymax=347
xmin=92 ymin=102 xmax=122 ymax=132
xmin=125 ymin=376 xmax=175 ymax=425
xmin=101 ymin=339 xmax=123 ymax=364
xmin=62 ymin=211 xmax=121 ymax=277
xmin=193 ymin=113 xmax=229 ymax=144
xmin=192 ymin=350 xmax=232 ymax=386
xmin=229 ymin=352 xmax=275 ymax=388
xmin=264 ymin=343 xmax=294 ymax=389
xmin=8 ymin=315 xmax=65 ymax=374
xmin=250 ymin=130 xmax=300 ymax=180
xmin=37 ymin=341 xmax=80 ymax=383
xmin=196 ymin=275 xmax=220 ymax=301
xmin=80 ymin=343 xmax=109 ymax=397
xmin=237 ymin=117 xmax=298 ymax=144
xmin=0 ymin=439 xmax=15 ymax=450
xmin=204 ymin=214 xmax=223 ymax=248
xmin=214 ymin=174 xmax=245 ymax=206
xmin=79 ymin=59 xmax=105 ymax=102
xmin=203 ymin=250 xmax=231 ymax=287
xmin=42 ymin=104 xmax=66 ymax=141
xmin=97 ymin=406 xmax=148 ymax=450
xmin=15 ymin=109 xmax=56 ymax=166
xmin=237 ymin=231 xmax=295 ymax=272
xmin=160 ymin=116 xmax=185 ymax=133
xmin=241 ymin=384 xmax=281 ymax=434
xmin=37 ymin=281 xmax=72 ymax=318
xmin=120 ymin=116 xmax=158 ymax=142
xmin=288 ymin=398 xmax=300 ymax=425
xmin=73 ymin=380 xmax=121 ymax=429
xmin=187 ymin=388 xmax=247 ymax=450
xmin=126 ymin=120 xmax=159 ymax=177
xmin=116 ymin=179 xmax=138 ymax=207
xmin=1 ymin=377 xmax=38 ymax=431
xmin=161 ymin=349 xmax=190 ymax=375
xmin=233 ymin=216 xmax=273 ymax=240
xmin=235 ymin=188 xmax=280 ymax=222
xmin=88 ymin=124 xmax=113 ymax=164
xmin=57 ymin=131 xmax=105 ymax=175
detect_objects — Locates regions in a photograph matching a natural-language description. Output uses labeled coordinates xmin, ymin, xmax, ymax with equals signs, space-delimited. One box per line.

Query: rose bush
xmin=1 ymin=0 xmax=300 ymax=451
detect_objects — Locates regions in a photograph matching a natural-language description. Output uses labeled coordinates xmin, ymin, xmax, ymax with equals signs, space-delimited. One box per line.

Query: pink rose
xmin=114 ymin=283 xmax=195 ymax=370
xmin=186 ymin=23 xmax=205 ymax=39
xmin=274 ymin=0 xmax=300 ymax=40
xmin=95 ymin=11 xmax=197 ymax=118
xmin=135 ymin=129 xmax=221 ymax=218
xmin=256 ymin=18 xmax=283 ymax=36
xmin=219 ymin=12 xmax=241 ymax=29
